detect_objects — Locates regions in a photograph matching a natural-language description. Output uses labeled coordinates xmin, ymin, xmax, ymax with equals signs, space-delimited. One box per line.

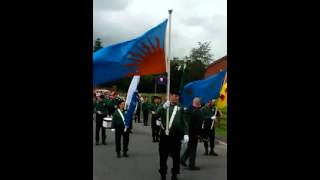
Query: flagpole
xmin=218 ymin=69 xmax=226 ymax=92
xmin=217 ymin=70 xmax=227 ymax=127
xmin=215 ymin=69 xmax=227 ymax=109
xmin=166 ymin=9 xmax=173 ymax=135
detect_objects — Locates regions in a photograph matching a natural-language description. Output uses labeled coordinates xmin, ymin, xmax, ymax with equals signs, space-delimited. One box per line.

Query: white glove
xmin=210 ymin=116 xmax=216 ymax=129
xmin=152 ymin=111 xmax=156 ymax=114
xmin=163 ymin=101 xmax=170 ymax=109
xmin=156 ymin=120 xmax=161 ymax=126
xmin=182 ymin=135 xmax=189 ymax=143
xmin=97 ymin=111 xmax=102 ymax=114
xmin=124 ymin=127 xmax=127 ymax=132
xmin=111 ymin=129 xmax=115 ymax=132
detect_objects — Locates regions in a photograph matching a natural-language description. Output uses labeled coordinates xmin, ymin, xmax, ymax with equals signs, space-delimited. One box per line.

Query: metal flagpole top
xmin=165 ymin=9 xmax=173 ymax=136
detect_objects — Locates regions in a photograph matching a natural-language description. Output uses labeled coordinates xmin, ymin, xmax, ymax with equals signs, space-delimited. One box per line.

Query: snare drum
xmin=103 ymin=116 xmax=112 ymax=129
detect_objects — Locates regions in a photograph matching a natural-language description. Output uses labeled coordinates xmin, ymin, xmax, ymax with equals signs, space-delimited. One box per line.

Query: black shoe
xmin=171 ymin=174 xmax=178 ymax=180
xmin=189 ymin=166 xmax=200 ymax=170
xmin=117 ymin=152 xmax=121 ymax=158
xmin=102 ymin=142 xmax=106 ymax=145
xmin=180 ymin=161 xmax=187 ymax=167
xmin=123 ymin=152 xmax=129 ymax=157
xmin=161 ymin=175 xmax=166 ymax=180
xmin=204 ymin=150 xmax=208 ymax=155
xmin=95 ymin=142 xmax=99 ymax=145
xmin=210 ymin=151 xmax=218 ymax=156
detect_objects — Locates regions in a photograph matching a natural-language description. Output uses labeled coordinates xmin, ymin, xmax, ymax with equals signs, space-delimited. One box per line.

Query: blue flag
xmin=93 ymin=19 xmax=168 ymax=86
xmin=180 ymin=70 xmax=227 ymax=107
xmin=124 ymin=91 xmax=139 ymax=127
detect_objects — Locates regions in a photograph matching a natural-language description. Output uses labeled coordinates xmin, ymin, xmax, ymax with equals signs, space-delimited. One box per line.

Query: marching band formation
xmin=93 ymin=89 xmax=222 ymax=180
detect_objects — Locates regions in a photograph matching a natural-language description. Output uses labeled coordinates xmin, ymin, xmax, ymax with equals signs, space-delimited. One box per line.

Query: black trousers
xmin=95 ymin=114 xmax=106 ymax=143
xmin=115 ymin=127 xmax=129 ymax=153
xmin=129 ymin=119 xmax=133 ymax=130
xmin=204 ymin=128 xmax=215 ymax=151
xmin=158 ymin=132 xmax=182 ymax=175
xmin=143 ymin=110 xmax=148 ymax=126
xmin=108 ymin=106 xmax=115 ymax=116
xmin=151 ymin=117 xmax=160 ymax=140
xmin=135 ymin=109 xmax=141 ymax=123
xmin=181 ymin=136 xmax=199 ymax=167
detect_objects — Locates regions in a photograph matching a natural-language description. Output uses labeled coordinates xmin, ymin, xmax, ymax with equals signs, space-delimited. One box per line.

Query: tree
xmin=93 ymin=38 xmax=103 ymax=52
xmin=185 ymin=60 xmax=206 ymax=82
xmin=190 ymin=42 xmax=213 ymax=66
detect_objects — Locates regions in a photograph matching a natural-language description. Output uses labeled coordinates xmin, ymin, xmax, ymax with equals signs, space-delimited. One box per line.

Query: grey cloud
xmin=93 ymin=12 xmax=154 ymax=47
xmin=93 ymin=0 xmax=226 ymax=59
xmin=203 ymin=14 xmax=227 ymax=35
xmin=180 ymin=16 xmax=207 ymax=27
xmin=94 ymin=0 xmax=130 ymax=11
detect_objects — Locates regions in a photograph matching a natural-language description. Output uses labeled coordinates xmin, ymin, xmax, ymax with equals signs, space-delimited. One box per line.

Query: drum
xmin=103 ymin=116 xmax=112 ymax=129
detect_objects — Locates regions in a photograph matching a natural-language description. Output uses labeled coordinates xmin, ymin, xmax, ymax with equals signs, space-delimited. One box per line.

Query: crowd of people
xmin=93 ymin=89 xmax=223 ymax=180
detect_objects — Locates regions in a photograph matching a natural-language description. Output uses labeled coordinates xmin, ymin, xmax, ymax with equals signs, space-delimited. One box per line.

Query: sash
xmin=117 ymin=109 xmax=126 ymax=127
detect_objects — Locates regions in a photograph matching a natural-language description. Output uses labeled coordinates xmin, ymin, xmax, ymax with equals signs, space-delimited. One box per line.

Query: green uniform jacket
xmin=201 ymin=105 xmax=220 ymax=129
xmin=112 ymin=109 xmax=127 ymax=129
xmin=157 ymin=104 xmax=188 ymax=137
xmin=142 ymin=102 xmax=150 ymax=111
xmin=149 ymin=103 xmax=158 ymax=111
xmin=104 ymin=98 xmax=113 ymax=107
xmin=150 ymin=103 xmax=160 ymax=123
xmin=184 ymin=106 xmax=204 ymax=136
xmin=95 ymin=101 xmax=108 ymax=114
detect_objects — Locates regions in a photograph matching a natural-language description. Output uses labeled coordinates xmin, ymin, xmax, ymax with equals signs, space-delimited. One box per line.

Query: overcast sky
xmin=93 ymin=0 xmax=227 ymax=60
